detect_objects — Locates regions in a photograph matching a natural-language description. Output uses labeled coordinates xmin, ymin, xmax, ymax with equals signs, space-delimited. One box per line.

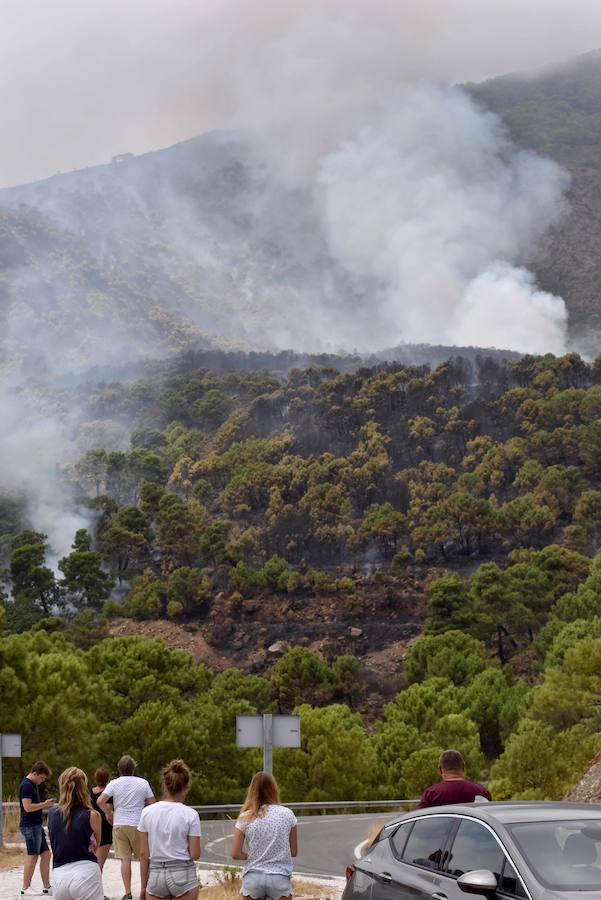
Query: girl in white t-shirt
xmin=138 ymin=760 xmax=201 ymax=900
xmin=231 ymin=772 xmax=298 ymax=900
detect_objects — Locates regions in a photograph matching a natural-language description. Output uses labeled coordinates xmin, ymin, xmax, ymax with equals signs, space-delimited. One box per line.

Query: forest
xmin=2 ymin=349 xmax=601 ymax=801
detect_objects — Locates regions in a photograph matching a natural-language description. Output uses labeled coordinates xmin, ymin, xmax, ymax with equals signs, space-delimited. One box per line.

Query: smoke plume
xmin=314 ymin=85 xmax=569 ymax=353
xmin=0 ymin=385 xmax=90 ymax=562
xmin=0 ymin=0 xmax=588 ymax=552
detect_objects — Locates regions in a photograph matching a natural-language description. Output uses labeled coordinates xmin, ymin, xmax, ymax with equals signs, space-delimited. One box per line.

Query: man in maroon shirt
xmin=418 ymin=749 xmax=491 ymax=808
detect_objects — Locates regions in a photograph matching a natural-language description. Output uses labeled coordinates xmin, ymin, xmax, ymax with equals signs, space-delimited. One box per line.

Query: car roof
xmin=391 ymin=802 xmax=601 ymax=827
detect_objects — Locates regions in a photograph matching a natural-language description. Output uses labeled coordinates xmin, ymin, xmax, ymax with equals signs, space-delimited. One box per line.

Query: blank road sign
xmin=236 ymin=715 xmax=301 ymax=748
xmin=272 ymin=715 xmax=301 ymax=747
xmin=1 ymin=734 xmax=21 ymax=757
xmin=236 ymin=716 xmax=265 ymax=747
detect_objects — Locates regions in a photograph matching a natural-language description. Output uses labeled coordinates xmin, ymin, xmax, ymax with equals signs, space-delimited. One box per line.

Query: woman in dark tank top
xmin=90 ymin=766 xmax=113 ymax=871
xmin=48 ymin=767 xmax=103 ymax=900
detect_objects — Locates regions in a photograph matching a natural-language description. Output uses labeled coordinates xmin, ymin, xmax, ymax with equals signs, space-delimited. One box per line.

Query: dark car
xmin=342 ymin=801 xmax=601 ymax=900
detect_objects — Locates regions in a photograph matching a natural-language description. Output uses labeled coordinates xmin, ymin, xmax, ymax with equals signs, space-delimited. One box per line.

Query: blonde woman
xmin=47 ymin=767 xmax=103 ymax=900
xmin=231 ymin=772 xmax=298 ymax=900
xmin=137 ymin=759 xmax=201 ymax=900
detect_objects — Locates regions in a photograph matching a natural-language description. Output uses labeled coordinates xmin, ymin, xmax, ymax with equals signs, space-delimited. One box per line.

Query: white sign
xmin=0 ymin=734 xmax=21 ymax=757
xmin=236 ymin=716 xmax=265 ymax=748
xmin=272 ymin=715 xmax=301 ymax=748
xmin=236 ymin=715 xmax=301 ymax=748
xmin=0 ymin=733 xmax=21 ymax=848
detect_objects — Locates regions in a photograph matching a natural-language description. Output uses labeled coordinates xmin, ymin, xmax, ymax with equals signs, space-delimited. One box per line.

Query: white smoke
xmin=2 ymin=0 xmax=600 ymax=188
xmin=314 ymin=84 xmax=569 ymax=353
xmin=1 ymin=2 xmax=576 ymax=358
xmin=0 ymin=1 xmax=581 ymax=552
xmin=448 ymin=264 xmax=567 ymax=353
xmin=0 ymin=386 xmax=90 ymax=562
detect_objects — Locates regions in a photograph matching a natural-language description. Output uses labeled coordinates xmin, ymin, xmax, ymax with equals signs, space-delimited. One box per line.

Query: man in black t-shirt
xmin=418 ymin=749 xmax=491 ymax=808
xmin=19 ymin=761 xmax=55 ymax=896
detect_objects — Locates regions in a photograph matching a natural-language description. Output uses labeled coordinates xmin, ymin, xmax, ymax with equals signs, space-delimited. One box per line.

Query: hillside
xmin=469 ymin=49 xmax=601 ymax=353
xmin=5 ymin=50 xmax=601 ymax=803
xmin=3 ymin=49 xmax=601 ymax=368
xmin=3 ymin=349 xmax=601 ymax=801
xmin=0 ymin=132 xmax=373 ymax=372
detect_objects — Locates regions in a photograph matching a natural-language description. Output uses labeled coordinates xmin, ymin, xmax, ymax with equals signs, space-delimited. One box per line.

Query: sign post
xmin=236 ymin=715 xmax=300 ymax=775
xmin=0 ymin=733 xmax=21 ymax=848
xmin=262 ymin=714 xmax=273 ymax=774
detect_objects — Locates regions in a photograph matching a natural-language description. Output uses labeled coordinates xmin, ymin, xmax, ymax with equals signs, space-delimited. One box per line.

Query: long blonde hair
xmin=58 ymin=767 xmax=91 ymax=830
xmin=239 ymin=771 xmax=280 ymax=822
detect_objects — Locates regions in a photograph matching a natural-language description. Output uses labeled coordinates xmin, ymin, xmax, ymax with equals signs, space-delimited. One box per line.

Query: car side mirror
xmin=457 ymin=869 xmax=498 ymax=894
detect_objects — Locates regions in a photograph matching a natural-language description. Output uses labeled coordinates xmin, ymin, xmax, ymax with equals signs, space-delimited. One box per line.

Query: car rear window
xmin=509 ymin=819 xmax=601 ymax=890
xmin=390 ymin=821 xmax=413 ymax=858
xmin=371 ymin=820 xmax=403 ymax=846
xmin=401 ymin=816 xmax=454 ymax=870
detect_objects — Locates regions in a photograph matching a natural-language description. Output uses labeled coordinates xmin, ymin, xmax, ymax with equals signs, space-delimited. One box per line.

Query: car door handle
xmin=379 ymin=872 xmax=392 ymax=884
xmin=431 ymin=893 xmax=447 ymax=900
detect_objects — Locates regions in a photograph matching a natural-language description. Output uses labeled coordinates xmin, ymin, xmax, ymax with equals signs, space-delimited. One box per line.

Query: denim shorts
xmin=21 ymin=824 xmax=49 ymax=856
xmin=148 ymin=859 xmax=199 ymax=898
xmin=241 ymin=870 xmax=292 ymax=899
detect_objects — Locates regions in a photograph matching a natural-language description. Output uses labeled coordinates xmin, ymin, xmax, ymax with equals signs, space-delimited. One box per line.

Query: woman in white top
xmin=231 ymin=772 xmax=298 ymax=900
xmin=137 ymin=760 xmax=201 ymax=900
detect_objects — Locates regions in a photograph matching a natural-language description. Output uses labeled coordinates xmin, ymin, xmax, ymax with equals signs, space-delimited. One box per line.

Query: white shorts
xmin=53 ymin=860 xmax=104 ymax=900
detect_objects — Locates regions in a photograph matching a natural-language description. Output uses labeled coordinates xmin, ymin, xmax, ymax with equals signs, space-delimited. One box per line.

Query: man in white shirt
xmin=98 ymin=755 xmax=155 ymax=900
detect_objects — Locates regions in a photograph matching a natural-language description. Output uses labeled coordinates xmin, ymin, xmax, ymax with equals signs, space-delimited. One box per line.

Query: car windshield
xmin=509 ymin=819 xmax=601 ymax=890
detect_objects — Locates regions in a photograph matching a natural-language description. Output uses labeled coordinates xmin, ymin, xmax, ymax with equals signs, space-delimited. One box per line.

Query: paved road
xmin=201 ymin=812 xmax=398 ymax=877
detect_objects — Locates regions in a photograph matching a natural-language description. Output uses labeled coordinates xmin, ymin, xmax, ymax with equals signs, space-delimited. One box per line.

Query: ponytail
xmin=163 ymin=759 xmax=191 ymax=797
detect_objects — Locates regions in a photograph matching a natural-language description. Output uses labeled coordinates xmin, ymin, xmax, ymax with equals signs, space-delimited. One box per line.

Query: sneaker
xmin=42 ymin=890 xmax=53 ymax=897
xmin=122 ymin=895 xmax=132 ymax=900
xmin=21 ymin=890 xmax=38 ymax=897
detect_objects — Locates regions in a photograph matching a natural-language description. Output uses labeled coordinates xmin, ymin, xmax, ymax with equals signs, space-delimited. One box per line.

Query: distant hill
xmin=0 ymin=132 xmax=373 ymax=373
xmin=3 ymin=49 xmax=601 ymax=371
xmin=469 ymin=48 xmax=601 ymax=354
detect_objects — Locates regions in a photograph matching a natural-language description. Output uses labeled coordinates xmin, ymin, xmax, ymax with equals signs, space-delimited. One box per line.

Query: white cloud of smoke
xmin=315 ymin=84 xmax=569 ymax=354
xmin=1 ymin=0 xmax=584 ymax=358
xmin=0 ymin=387 xmax=89 ymax=562
xmin=2 ymin=0 xmax=600 ymax=188
xmin=0 ymin=0 xmax=592 ymax=551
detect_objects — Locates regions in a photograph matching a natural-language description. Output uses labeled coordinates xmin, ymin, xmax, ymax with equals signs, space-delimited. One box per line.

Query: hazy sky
xmin=1 ymin=0 xmax=601 ymax=187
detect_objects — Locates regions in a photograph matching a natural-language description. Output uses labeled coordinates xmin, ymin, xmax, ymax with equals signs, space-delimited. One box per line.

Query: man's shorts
xmin=113 ymin=824 xmax=140 ymax=860
xmin=241 ymin=870 xmax=292 ymax=899
xmin=148 ymin=859 xmax=199 ymax=898
xmin=21 ymin=825 xmax=49 ymax=856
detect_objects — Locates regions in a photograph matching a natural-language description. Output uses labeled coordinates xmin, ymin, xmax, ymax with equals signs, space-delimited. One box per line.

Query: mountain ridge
xmin=3 ymin=49 xmax=601 ymax=370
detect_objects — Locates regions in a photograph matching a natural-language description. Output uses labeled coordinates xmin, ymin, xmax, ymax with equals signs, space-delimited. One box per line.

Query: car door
xmin=437 ymin=817 xmax=528 ymax=900
xmin=369 ymin=814 xmax=456 ymax=900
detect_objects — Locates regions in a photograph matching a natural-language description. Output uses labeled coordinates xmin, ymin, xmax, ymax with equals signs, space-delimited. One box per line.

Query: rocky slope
xmin=565 ymin=751 xmax=601 ymax=802
xmin=108 ymin=574 xmax=429 ymax=717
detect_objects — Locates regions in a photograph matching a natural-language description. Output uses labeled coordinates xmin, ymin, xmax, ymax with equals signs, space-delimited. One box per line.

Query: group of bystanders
xmin=17 ymin=758 xmax=297 ymax=900
xmin=15 ymin=747 xmax=485 ymax=900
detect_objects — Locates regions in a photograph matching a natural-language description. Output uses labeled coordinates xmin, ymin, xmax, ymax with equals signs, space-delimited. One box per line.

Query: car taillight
xmin=345 ymin=865 xmax=355 ymax=880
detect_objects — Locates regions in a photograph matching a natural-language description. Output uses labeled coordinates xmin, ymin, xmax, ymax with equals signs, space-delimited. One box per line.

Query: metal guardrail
xmin=190 ymin=799 xmax=418 ymax=818
xmin=3 ymin=799 xmax=417 ymax=816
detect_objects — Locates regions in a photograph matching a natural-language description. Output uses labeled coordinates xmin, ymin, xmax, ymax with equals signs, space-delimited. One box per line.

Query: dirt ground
xmin=0 ymin=846 xmax=24 ymax=871
xmin=0 ymin=856 xmax=344 ymax=900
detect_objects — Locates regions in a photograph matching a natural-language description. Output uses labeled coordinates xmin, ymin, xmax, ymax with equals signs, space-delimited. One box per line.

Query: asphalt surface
xmin=200 ymin=812 xmax=397 ymax=877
